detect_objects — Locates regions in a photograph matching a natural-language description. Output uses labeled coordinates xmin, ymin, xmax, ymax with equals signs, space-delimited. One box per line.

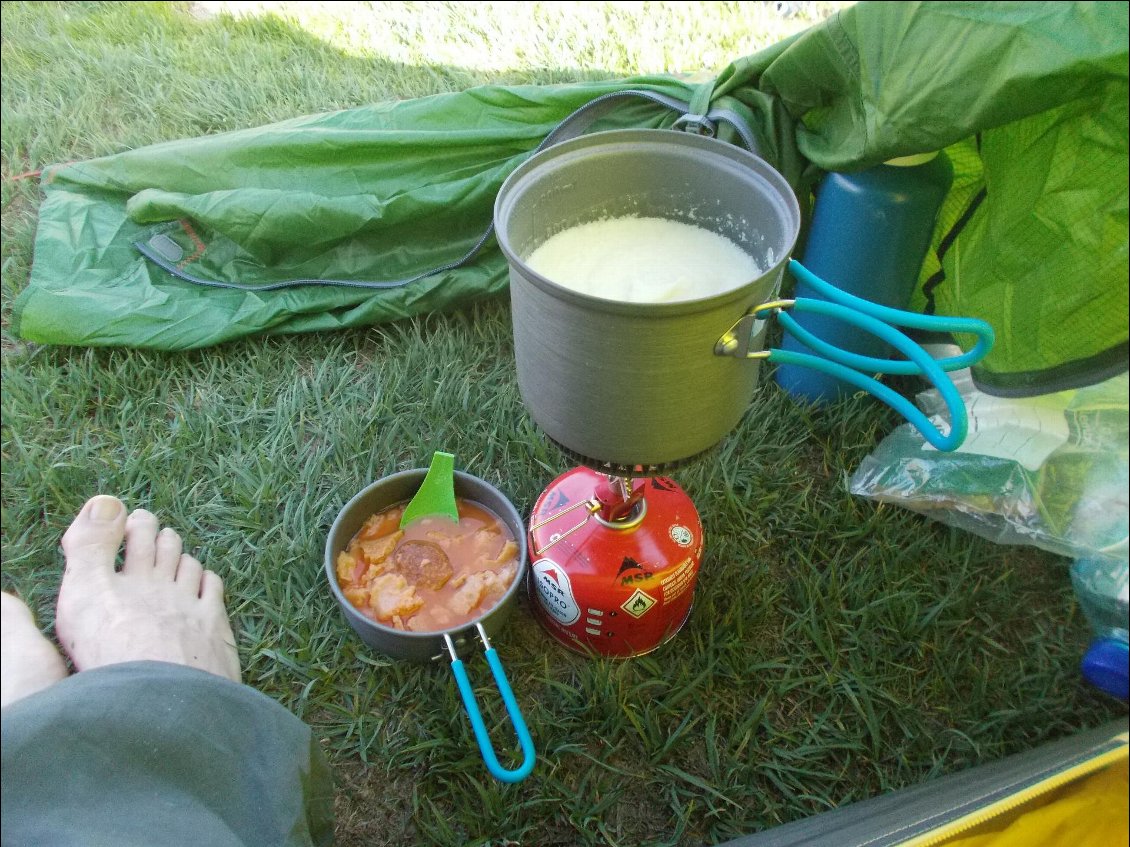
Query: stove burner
xmin=541 ymin=433 xmax=720 ymax=477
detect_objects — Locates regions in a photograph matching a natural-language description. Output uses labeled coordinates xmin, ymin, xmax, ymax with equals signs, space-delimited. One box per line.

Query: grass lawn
xmin=2 ymin=3 xmax=1124 ymax=845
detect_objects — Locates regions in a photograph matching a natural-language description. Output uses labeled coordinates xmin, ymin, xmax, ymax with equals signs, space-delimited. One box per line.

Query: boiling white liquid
xmin=525 ymin=216 xmax=762 ymax=303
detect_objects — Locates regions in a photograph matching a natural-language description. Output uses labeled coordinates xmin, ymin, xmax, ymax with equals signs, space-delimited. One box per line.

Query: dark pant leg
xmin=1 ymin=661 xmax=334 ymax=847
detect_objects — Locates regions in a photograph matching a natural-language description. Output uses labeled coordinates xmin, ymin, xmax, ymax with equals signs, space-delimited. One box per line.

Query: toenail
xmin=89 ymin=497 xmax=123 ymax=522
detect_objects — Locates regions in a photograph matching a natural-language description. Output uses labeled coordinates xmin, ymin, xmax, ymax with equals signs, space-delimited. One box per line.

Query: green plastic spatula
xmin=400 ymin=451 xmax=459 ymax=528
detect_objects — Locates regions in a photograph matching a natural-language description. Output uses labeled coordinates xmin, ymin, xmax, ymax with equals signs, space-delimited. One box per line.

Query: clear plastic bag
xmin=849 ymin=351 xmax=1128 ymax=563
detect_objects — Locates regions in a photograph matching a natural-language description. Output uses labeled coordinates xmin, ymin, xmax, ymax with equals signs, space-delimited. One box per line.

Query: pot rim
xmin=493 ymin=127 xmax=801 ymax=317
xmin=324 ymin=468 xmax=528 ymax=645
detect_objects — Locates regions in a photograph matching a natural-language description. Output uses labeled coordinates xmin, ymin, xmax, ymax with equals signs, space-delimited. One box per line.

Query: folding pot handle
xmin=767 ymin=342 xmax=965 ymax=450
xmin=444 ymin=624 xmax=536 ymax=783
xmin=716 ymin=260 xmax=995 ymax=452
xmin=784 ymin=260 xmax=995 ymax=373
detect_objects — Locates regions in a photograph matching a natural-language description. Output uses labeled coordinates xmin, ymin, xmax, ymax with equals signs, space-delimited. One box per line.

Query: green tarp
xmin=13 ymin=1 xmax=1129 ymax=393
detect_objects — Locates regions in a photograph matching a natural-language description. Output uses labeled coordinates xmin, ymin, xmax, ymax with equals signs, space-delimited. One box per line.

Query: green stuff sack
xmin=14 ymin=80 xmax=698 ymax=350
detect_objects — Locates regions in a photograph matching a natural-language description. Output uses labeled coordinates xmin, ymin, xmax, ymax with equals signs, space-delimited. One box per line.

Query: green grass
xmin=1 ymin=3 xmax=1124 ymax=846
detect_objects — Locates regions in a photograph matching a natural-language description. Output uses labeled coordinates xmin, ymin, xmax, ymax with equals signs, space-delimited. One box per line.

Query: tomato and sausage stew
xmin=336 ymin=499 xmax=520 ymax=632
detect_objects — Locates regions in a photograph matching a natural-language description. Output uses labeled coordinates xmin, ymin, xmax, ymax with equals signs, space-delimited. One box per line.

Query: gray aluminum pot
xmin=494 ymin=128 xmax=801 ymax=467
xmin=325 ymin=469 xmax=527 ymax=663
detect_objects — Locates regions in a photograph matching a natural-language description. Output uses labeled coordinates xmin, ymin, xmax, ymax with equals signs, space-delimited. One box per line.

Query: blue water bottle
xmin=776 ymin=152 xmax=954 ymax=404
xmin=1070 ymin=556 xmax=1129 ymax=701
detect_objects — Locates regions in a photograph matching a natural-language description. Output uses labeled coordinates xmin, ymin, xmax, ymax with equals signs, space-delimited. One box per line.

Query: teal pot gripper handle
xmin=444 ymin=624 xmax=536 ymax=783
xmin=774 ymin=260 xmax=995 ymax=451
xmin=784 ymin=260 xmax=995 ymax=374
xmin=718 ymin=260 xmax=995 ymax=452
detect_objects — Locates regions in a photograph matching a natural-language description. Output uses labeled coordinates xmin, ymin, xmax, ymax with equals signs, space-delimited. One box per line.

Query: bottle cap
xmin=1081 ymin=638 xmax=1129 ymax=701
xmin=884 ymin=152 xmax=940 ymax=167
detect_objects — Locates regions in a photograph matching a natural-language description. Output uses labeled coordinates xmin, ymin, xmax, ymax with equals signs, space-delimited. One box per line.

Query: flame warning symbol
xmin=621 ymin=588 xmax=657 ymax=619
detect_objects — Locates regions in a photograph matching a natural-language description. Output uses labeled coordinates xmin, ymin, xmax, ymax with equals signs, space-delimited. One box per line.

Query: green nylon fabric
xmin=13 ymin=1 xmax=1129 ymax=392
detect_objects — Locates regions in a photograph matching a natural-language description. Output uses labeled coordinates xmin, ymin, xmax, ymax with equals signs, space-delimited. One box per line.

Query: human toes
xmin=174 ymin=553 xmax=205 ymax=596
xmin=60 ymin=496 xmax=127 ymax=580
xmin=120 ymin=512 xmax=185 ymax=581
xmin=200 ymin=571 xmax=242 ymax=683
xmin=153 ymin=528 xmax=184 ymax=579
xmin=200 ymin=570 xmax=225 ymax=605
xmin=122 ymin=509 xmax=161 ymax=576
xmin=1 ymin=592 xmax=69 ymax=708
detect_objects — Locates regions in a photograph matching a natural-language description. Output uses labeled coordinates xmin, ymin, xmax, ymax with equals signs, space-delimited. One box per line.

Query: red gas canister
xmin=527 ymin=467 xmax=704 ymax=657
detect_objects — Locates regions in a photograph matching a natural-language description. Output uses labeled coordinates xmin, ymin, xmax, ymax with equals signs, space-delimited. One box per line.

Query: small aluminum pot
xmin=325 ymin=468 xmax=535 ymax=782
xmin=326 ymin=469 xmax=526 ymax=661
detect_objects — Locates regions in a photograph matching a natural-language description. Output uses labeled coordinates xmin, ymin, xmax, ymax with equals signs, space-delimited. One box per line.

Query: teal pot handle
xmin=445 ymin=624 xmax=536 ymax=783
xmin=784 ymin=260 xmax=996 ymax=373
xmin=716 ymin=260 xmax=994 ymax=451
xmin=768 ymin=345 xmax=963 ymax=450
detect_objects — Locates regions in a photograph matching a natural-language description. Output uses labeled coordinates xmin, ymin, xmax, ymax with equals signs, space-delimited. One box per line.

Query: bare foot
xmin=1 ymin=592 xmax=70 ymax=707
xmin=55 ymin=495 xmax=241 ymax=683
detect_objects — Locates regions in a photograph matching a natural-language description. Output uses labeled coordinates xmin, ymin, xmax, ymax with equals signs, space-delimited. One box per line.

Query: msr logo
xmin=532 ymin=559 xmax=581 ymax=625
xmin=615 ymin=556 xmax=653 ymax=586
xmin=538 ymin=488 xmax=570 ymax=516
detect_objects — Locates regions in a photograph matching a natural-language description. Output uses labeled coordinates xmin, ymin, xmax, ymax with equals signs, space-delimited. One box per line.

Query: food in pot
xmin=336 ymin=499 xmax=520 ymax=632
xmin=525 ymin=215 xmax=763 ymax=303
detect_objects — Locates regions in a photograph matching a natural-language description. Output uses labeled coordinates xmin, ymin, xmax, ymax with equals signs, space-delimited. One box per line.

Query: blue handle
xmin=449 ymin=647 xmax=536 ymax=783
xmin=787 ymin=260 xmax=996 ymax=371
xmin=764 ymin=261 xmax=996 ymax=452
xmin=768 ymin=347 xmax=964 ymax=450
